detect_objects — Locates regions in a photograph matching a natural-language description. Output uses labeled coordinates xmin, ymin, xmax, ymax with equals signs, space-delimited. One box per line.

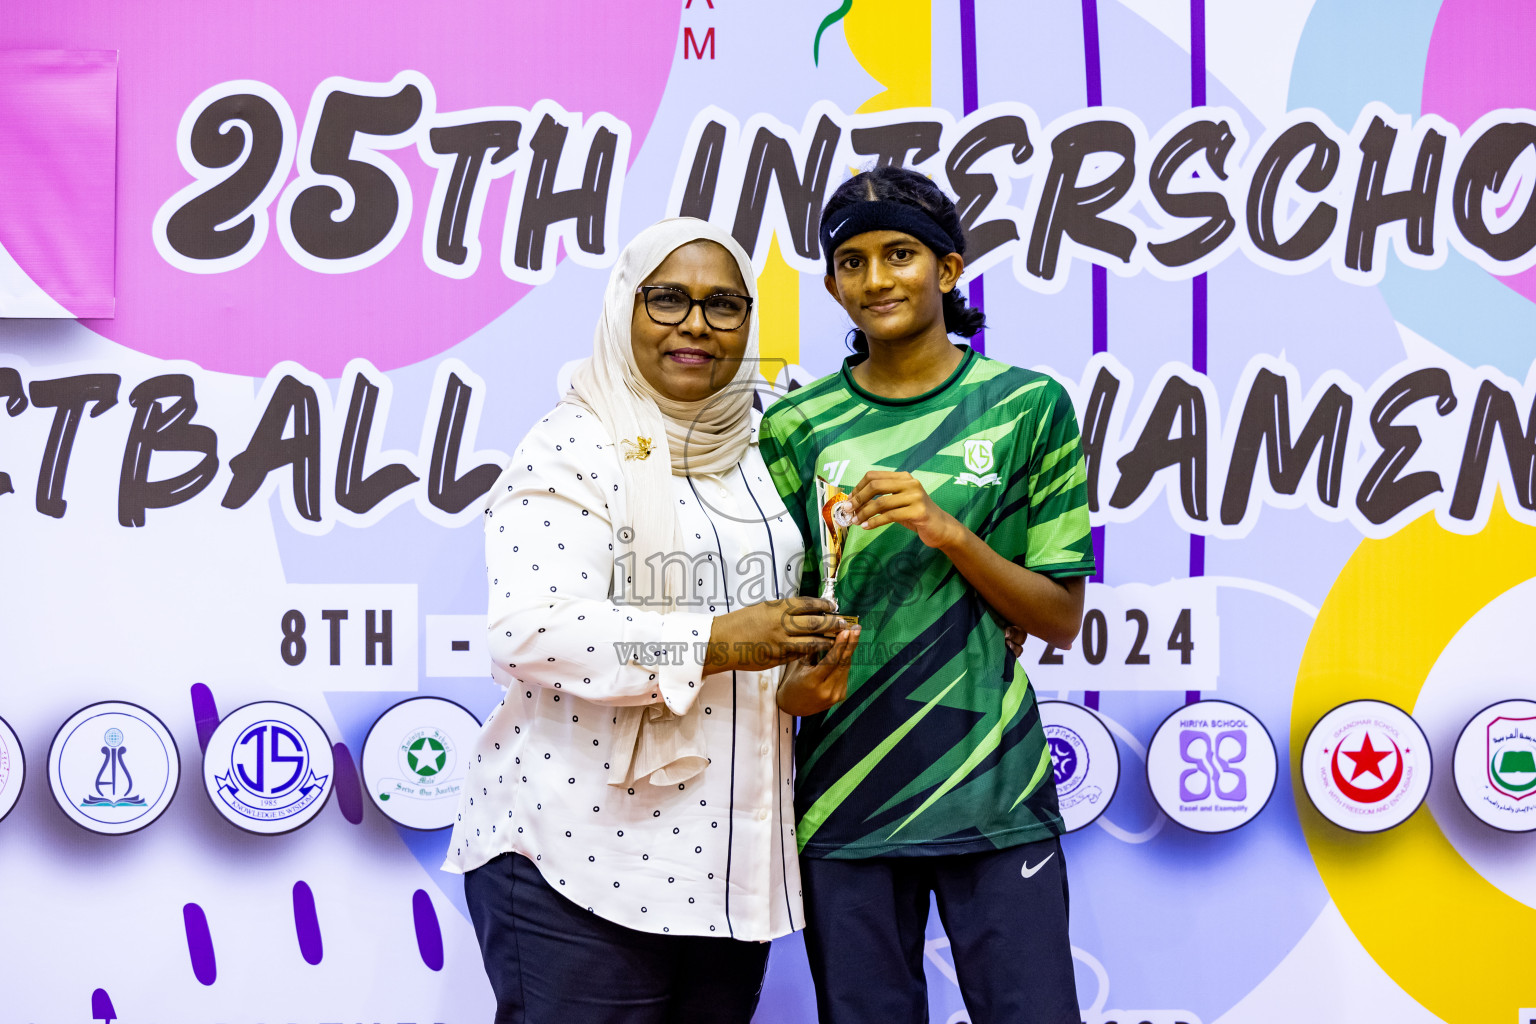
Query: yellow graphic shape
xmin=761 ymin=1 xmax=931 ymax=372
xmin=1293 ymin=498 xmax=1536 ymax=1023
xmin=844 ymin=0 xmax=932 ymax=112
xmin=756 ymin=235 xmax=799 ymax=380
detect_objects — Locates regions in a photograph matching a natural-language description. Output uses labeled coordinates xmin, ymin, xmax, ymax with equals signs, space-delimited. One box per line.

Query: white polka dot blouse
xmin=443 ymin=402 xmax=807 ymax=941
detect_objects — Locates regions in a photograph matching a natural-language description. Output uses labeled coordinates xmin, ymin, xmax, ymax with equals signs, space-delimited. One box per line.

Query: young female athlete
xmin=760 ymin=166 xmax=1095 ymax=1024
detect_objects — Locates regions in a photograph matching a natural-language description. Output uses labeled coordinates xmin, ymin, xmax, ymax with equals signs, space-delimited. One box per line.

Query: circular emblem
xmin=1146 ymin=699 xmax=1277 ymax=833
xmin=0 ymin=714 xmax=25 ymax=824
xmin=830 ymin=499 xmax=855 ymax=530
xmin=202 ymin=701 xmax=334 ymax=835
xmin=1301 ymin=699 xmax=1431 ymax=832
xmin=361 ymin=697 xmax=481 ymax=830
xmin=1453 ymin=699 xmax=1536 ymax=832
xmin=406 ymin=734 xmax=447 ymax=777
xmin=1038 ymin=700 xmax=1119 ymax=832
xmin=48 ymin=702 xmax=180 ymax=835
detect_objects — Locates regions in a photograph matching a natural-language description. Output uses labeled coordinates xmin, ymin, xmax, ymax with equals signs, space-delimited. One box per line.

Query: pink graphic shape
xmin=1423 ymin=0 xmax=1536 ymax=304
xmin=2 ymin=1 xmax=679 ymax=375
xmin=0 ymin=50 xmax=118 ymax=318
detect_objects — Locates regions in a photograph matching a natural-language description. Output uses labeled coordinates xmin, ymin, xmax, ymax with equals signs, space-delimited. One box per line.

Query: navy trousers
xmin=801 ymin=837 xmax=1079 ymax=1024
xmin=464 ymin=852 xmax=770 ymax=1024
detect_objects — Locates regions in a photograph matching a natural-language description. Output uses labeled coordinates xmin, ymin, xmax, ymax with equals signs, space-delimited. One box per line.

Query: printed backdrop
xmin=2 ymin=2 xmax=1534 ymax=1022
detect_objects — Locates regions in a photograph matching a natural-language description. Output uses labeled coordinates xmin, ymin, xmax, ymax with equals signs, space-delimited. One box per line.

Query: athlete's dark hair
xmin=820 ymin=165 xmax=985 ymax=355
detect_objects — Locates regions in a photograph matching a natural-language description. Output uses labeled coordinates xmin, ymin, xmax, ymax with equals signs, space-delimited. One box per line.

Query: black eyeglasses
xmin=636 ymin=286 xmax=753 ymax=331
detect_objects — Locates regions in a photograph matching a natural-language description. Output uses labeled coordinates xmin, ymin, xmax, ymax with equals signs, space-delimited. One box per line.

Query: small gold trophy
xmin=815 ymin=476 xmax=857 ymax=626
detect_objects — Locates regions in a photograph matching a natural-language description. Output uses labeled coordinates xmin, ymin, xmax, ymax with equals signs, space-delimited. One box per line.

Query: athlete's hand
xmin=1004 ymin=624 xmax=1028 ymax=661
xmin=849 ymin=470 xmax=966 ymax=550
xmin=777 ymin=625 xmax=860 ymax=716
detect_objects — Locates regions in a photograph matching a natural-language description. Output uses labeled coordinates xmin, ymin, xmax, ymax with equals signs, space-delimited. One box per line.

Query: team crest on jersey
xmin=955 ymin=437 xmax=1001 ymax=487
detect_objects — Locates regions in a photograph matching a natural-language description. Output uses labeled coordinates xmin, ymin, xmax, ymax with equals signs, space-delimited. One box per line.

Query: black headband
xmin=819 ymin=200 xmax=960 ymax=274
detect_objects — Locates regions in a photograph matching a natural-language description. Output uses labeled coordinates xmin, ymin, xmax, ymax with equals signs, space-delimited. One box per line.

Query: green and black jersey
xmin=760 ymin=346 xmax=1094 ymax=859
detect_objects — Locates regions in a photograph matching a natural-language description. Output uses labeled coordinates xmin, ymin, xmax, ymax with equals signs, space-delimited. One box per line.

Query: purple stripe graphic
xmin=1190 ymin=2 xmax=1209 ymax=381
xmin=412 ymin=889 xmax=445 ymax=971
xmin=968 ymin=278 xmax=986 ymax=354
xmin=182 ymin=903 xmax=217 ymax=986
xmin=1189 ymin=0 xmax=1209 ymax=581
xmin=959 ymin=0 xmax=986 ymax=353
xmin=292 ymin=881 xmax=324 ymax=965
xmin=960 ymin=0 xmax=980 ymax=113
xmin=332 ymin=742 xmax=364 ymax=824
xmin=1083 ymin=0 xmax=1106 ymax=713
xmin=1191 ymin=0 xmax=1207 ymax=107
xmin=189 ymin=682 xmax=220 ymax=753
xmin=1081 ymin=0 xmax=1104 ymax=108
xmin=1091 ymin=265 xmax=1109 ymax=354
xmin=1192 ymin=272 xmax=1208 ymax=375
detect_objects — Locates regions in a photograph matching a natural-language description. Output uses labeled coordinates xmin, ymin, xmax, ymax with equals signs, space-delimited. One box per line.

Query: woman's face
xmin=630 ymin=240 xmax=751 ymax=404
xmin=824 ymin=230 xmax=964 ymax=345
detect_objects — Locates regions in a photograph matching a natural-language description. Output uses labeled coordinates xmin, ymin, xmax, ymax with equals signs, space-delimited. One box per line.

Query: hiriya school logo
xmin=1146 ymin=700 xmax=1277 ymax=833
xmin=1301 ymin=700 xmax=1431 ymax=833
xmin=48 ymin=702 xmax=180 ymax=835
xmin=0 ymin=714 xmax=24 ymax=824
xmin=1039 ymin=701 xmax=1119 ymax=832
xmin=956 ymin=437 xmax=1001 ymax=488
xmin=361 ymin=697 xmax=480 ymax=830
xmin=202 ymin=701 xmax=334 ymax=835
xmin=1453 ymin=699 xmax=1536 ymax=832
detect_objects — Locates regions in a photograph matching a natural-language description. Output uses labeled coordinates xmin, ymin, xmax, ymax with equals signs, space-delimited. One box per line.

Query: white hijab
xmin=563 ymin=218 xmax=761 ymax=786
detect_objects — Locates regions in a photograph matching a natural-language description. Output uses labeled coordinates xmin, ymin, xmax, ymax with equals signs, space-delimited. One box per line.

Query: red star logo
xmin=1343 ymin=733 xmax=1391 ymax=781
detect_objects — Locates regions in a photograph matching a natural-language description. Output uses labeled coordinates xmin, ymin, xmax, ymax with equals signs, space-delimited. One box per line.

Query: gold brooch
xmin=620 ymin=436 xmax=653 ymax=461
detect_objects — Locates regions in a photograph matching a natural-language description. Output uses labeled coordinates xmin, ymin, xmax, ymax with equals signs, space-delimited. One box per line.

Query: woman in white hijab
xmin=445 ymin=218 xmax=858 ymax=1024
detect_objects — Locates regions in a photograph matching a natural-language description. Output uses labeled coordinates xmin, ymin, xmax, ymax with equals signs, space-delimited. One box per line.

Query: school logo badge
xmin=955 ymin=437 xmax=1001 ymax=487
xmin=1146 ymin=700 xmax=1277 ymax=833
xmin=361 ymin=697 xmax=480 ymax=830
xmin=1301 ymin=700 xmax=1431 ymax=833
xmin=1050 ymin=727 xmax=1086 ymax=791
xmin=0 ymin=714 xmax=24 ymax=824
xmin=1039 ymin=700 xmax=1119 ymax=832
xmin=202 ymin=701 xmax=333 ymax=835
xmin=48 ymin=702 xmax=180 ymax=835
xmin=1452 ymin=699 xmax=1536 ymax=832
xmin=406 ymin=732 xmax=449 ymax=778
xmin=1487 ymin=716 xmax=1536 ymax=799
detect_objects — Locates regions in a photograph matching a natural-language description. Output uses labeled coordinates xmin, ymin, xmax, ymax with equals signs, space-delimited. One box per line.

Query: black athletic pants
xmin=802 ymin=837 xmax=1079 ymax=1024
xmin=464 ymin=852 xmax=770 ymax=1024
